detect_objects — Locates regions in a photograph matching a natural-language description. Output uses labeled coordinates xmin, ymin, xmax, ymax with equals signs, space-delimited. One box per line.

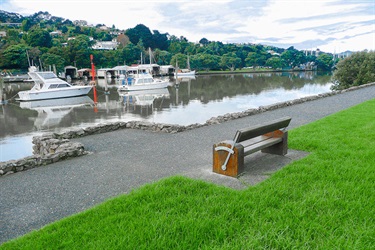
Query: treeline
xmin=1 ymin=11 xmax=337 ymax=73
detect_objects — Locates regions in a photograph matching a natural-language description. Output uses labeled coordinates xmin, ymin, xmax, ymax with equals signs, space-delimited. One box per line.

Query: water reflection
xmin=119 ymin=88 xmax=170 ymax=117
xmin=0 ymin=71 xmax=332 ymax=161
xmin=19 ymin=96 xmax=94 ymax=130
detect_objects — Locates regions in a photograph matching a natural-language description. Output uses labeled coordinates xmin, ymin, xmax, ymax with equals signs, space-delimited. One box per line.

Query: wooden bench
xmin=213 ymin=117 xmax=292 ymax=177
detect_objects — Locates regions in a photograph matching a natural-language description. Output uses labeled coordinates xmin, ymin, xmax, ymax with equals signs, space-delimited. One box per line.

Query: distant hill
xmin=0 ymin=10 xmax=23 ymax=23
xmin=0 ymin=10 xmax=70 ymax=25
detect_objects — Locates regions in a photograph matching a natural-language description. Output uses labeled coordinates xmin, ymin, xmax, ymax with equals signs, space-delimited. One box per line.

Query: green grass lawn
xmin=2 ymin=99 xmax=375 ymax=249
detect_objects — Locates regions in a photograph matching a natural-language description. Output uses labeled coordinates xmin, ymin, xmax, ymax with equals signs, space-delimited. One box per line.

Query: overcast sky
xmin=2 ymin=0 xmax=374 ymax=53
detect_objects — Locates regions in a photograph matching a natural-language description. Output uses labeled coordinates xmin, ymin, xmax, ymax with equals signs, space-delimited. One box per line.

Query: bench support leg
xmin=261 ymin=131 xmax=288 ymax=155
xmin=213 ymin=141 xmax=244 ymax=177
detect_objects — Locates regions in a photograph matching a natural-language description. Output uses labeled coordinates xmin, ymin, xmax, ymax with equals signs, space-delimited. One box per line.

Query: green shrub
xmin=332 ymin=51 xmax=375 ymax=90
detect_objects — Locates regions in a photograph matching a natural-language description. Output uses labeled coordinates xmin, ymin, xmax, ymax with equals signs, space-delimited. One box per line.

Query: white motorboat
xmin=174 ymin=69 xmax=196 ymax=77
xmin=17 ymin=69 xmax=92 ymax=101
xmin=117 ymin=73 xmax=170 ymax=92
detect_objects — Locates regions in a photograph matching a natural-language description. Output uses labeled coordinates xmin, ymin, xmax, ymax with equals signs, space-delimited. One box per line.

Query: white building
xmin=92 ymin=41 xmax=118 ymax=50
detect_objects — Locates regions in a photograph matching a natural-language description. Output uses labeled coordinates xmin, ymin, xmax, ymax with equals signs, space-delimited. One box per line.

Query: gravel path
xmin=1 ymin=84 xmax=375 ymax=244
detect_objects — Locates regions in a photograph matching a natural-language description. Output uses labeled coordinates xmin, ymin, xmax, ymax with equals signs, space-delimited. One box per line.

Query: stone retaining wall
xmin=1 ymin=82 xmax=374 ymax=177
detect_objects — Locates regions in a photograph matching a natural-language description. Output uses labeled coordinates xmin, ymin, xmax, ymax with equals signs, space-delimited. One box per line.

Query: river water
xmin=0 ymin=71 xmax=332 ymax=162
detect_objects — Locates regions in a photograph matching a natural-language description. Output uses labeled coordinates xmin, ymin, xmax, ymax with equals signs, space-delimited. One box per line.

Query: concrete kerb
xmin=1 ymin=82 xmax=374 ymax=177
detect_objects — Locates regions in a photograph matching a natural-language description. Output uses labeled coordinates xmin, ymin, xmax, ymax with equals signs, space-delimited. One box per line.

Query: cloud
xmin=2 ymin=0 xmax=374 ymax=52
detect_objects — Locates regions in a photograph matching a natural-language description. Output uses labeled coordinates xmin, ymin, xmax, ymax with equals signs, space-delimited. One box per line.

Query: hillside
xmin=0 ymin=10 xmax=336 ymax=72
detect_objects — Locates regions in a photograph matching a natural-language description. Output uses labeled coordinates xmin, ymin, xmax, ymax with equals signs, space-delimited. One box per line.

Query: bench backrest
xmin=234 ymin=116 xmax=291 ymax=143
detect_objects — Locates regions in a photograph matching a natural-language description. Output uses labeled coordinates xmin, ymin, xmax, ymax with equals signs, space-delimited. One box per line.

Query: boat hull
xmin=18 ymin=86 xmax=92 ymax=101
xmin=117 ymin=81 xmax=170 ymax=92
xmin=174 ymin=70 xmax=196 ymax=77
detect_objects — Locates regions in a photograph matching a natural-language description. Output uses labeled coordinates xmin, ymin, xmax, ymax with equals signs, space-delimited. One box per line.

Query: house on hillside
xmin=92 ymin=41 xmax=118 ymax=50
xmin=50 ymin=30 xmax=62 ymax=37
xmin=73 ymin=20 xmax=88 ymax=26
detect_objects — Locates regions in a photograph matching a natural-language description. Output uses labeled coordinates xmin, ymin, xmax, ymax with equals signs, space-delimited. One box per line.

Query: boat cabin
xmin=137 ymin=64 xmax=161 ymax=76
xmin=97 ymin=68 xmax=117 ymax=78
xmin=160 ymin=65 xmax=175 ymax=76
xmin=64 ymin=66 xmax=78 ymax=79
xmin=77 ymin=68 xmax=92 ymax=80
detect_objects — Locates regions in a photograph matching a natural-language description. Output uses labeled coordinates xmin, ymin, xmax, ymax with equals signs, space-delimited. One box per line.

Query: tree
xmin=170 ymin=53 xmax=187 ymax=68
xmin=4 ymin=29 xmax=21 ymax=45
xmin=199 ymin=38 xmax=209 ymax=46
xmin=21 ymin=19 xmax=33 ymax=32
xmin=332 ymin=51 xmax=375 ymax=90
xmin=125 ymin=24 xmax=153 ymax=49
xmin=152 ymin=30 xmax=169 ymax=50
xmin=61 ymin=25 xmax=68 ymax=34
xmin=205 ymin=41 xmax=225 ymax=55
xmin=72 ymin=26 xmax=82 ymax=35
xmin=66 ymin=35 xmax=92 ymax=68
xmin=220 ymin=52 xmax=241 ymax=70
xmin=1 ymin=44 xmax=31 ymax=69
xmin=193 ymin=53 xmax=221 ymax=71
xmin=266 ymin=57 xmax=285 ymax=69
xmin=316 ymin=53 xmax=334 ymax=71
xmin=281 ymin=47 xmax=306 ymax=68
xmin=25 ymin=27 xmax=52 ymax=48
xmin=117 ymin=43 xmax=143 ymax=65
xmin=41 ymin=53 xmax=65 ymax=72
xmin=101 ymin=32 xmax=112 ymax=41
xmin=245 ymin=51 xmax=269 ymax=67
xmin=357 ymin=52 xmax=375 ymax=86
xmin=168 ymin=40 xmax=182 ymax=55
xmin=27 ymin=47 xmax=41 ymax=67
xmin=153 ymin=49 xmax=171 ymax=65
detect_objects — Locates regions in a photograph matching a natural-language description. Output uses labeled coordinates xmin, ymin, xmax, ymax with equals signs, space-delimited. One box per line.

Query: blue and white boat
xmin=117 ymin=73 xmax=170 ymax=92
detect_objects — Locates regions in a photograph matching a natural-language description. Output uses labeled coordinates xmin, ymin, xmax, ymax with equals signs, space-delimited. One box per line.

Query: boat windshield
xmin=38 ymin=72 xmax=57 ymax=79
xmin=48 ymin=84 xmax=70 ymax=89
xmin=137 ymin=78 xmax=153 ymax=84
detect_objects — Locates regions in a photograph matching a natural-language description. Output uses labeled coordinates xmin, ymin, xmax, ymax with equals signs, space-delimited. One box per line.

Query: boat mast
xmin=175 ymin=60 xmax=179 ymax=81
xmin=26 ymin=50 xmax=31 ymax=68
xmin=187 ymin=55 xmax=190 ymax=70
xmin=149 ymin=47 xmax=152 ymax=65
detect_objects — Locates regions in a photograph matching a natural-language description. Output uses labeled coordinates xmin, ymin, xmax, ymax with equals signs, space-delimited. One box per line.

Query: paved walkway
xmin=1 ymin=84 xmax=375 ymax=244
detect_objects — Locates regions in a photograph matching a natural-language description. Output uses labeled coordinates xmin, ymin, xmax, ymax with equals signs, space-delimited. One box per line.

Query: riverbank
xmin=1 ymin=84 xmax=375 ymax=248
xmin=1 ymin=82 xmax=373 ymax=176
xmin=1 ymin=82 xmax=375 ymax=244
xmin=0 ymin=71 xmax=334 ymax=162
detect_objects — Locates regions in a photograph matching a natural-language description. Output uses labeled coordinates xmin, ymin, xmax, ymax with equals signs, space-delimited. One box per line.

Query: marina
xmin=0 ymin=71 xmax=333 ymax=162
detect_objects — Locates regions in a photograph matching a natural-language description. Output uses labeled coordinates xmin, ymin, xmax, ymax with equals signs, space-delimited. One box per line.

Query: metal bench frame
xmin=213 ymin=117 xmax=292 ymax=177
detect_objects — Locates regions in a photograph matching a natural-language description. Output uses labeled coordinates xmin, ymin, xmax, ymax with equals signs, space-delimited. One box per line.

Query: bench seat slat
xmin=235 ymin=116 xmax=291 ymax=143
xmin=242 ymin=136 xmax=283 ymax=156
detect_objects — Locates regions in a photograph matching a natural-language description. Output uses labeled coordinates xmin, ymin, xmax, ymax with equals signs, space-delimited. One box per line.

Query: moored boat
xmin=117 ymin=73 xmax=170 ymax=92
xmin=174 ymin=55 xmax=196 ymax=78
xmin=17 ymin=68 xmax=92 ymax=101
xmin=174 ymin=69 xmax=196 ymax=77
